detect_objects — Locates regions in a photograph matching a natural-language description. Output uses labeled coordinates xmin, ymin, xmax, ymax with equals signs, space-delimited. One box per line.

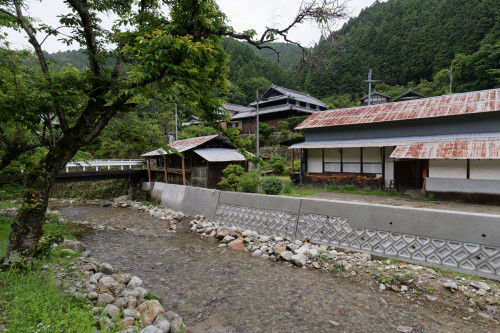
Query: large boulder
xmin=227 ymin=238 xmax=245 ymax=250
xmin=127 ymin=276 xmax=144 ymax=289
xmin=291 ymin=253 xmax=307 ymax=267
xmin=100 ymin=262 xmax=114 ymax=275
xmin=280 ymin=251 xmax=293 ymax=262
xmin=63 ymin=239 xmax=86 ymax=253
xmin=137 ymin=300 xmax=165 ymax=315
xmin=216 ymin=227 xmax=230 ymax=240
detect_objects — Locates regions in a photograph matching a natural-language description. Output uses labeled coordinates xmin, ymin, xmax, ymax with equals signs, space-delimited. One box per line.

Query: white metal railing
xmin=65 ymin=159 xmax=145 ymax=172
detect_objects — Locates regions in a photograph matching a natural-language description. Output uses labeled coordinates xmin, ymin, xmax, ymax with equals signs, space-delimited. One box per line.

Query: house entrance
xmin=394 ymin=159 xmax=428 ymax=189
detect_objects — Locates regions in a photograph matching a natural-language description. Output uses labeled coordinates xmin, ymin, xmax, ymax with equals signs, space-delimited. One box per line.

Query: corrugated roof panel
xmin=141 ymin=148 xmax=169 ymax=157
xmin=193 ymin=148 xmax=246 ymax=162
xmin=168 ymin=135 xmax=219 ymax=153
xmin=391 ymin=137 xmax=500 ymax=159
xmin=296 ymin=89 xmax=500 ymax=130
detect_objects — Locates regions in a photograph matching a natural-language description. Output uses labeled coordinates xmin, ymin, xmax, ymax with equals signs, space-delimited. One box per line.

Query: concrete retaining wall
xmin=145 ymin=182 xmax=500 ymax=280
xmin=427 ymin=177 xmax=500 ymax=195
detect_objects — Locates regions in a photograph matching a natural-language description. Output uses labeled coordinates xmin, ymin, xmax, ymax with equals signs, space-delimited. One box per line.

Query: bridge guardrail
xmin=65 ymin=159 xmax=145 ymax=172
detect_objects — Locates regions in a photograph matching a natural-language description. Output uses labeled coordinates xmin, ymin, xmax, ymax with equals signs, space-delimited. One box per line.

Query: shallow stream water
xmin=59 ymin=204 xmax=497 ymax=332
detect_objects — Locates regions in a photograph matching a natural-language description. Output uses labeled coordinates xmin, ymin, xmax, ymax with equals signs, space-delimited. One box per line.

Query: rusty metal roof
xmin=193 ymin=148 xmax=246 ymax=162
xmin=168 ymin=135 xmax=222 ymax=153
xmin=391 ymin=137 xmax=500 ymax=159
xmin=141 ymin=148 xmax=169 ymax=157
xmin=296 ymin=89 xmax=500 ymax=130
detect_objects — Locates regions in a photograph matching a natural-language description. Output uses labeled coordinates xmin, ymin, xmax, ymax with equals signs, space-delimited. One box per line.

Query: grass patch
xmin=0 ymin=182 xmax=25 ymax=201
xmin=0 ymin=266 xmax=96 ymax=332
xmin=0 ymin=202 xmax=18 ymax=210
xmin=430 ymin=267 xmax=484 ymax=282
xmin=0 ymin=213 xmax=99 ymax=332
xmin=281 ymin=183 xmax=406 ymax=198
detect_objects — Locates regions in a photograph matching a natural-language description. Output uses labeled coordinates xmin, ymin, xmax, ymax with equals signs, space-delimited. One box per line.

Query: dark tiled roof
xmin=249 ymin=84 xmax=327 ymax=107
xmin=232 ymin=104 xmax=320 ymax=120
xmin=392 ymin=89 xmax=426 ymax=102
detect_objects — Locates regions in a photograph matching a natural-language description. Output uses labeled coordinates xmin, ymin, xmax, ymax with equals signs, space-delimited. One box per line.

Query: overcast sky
xmin=5 ymin=0 xmax=378 ymax=53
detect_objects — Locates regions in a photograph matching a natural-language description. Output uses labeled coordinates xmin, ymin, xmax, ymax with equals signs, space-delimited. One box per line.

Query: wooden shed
xmin=141 ymin=135 xmax=248 ymax=189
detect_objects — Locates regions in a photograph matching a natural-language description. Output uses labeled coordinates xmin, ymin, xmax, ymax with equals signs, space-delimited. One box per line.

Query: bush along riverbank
xmin=189 ymin=216 xmax=500 ymax=324
xmin=0 ymin=206 xmax=188 ymax=332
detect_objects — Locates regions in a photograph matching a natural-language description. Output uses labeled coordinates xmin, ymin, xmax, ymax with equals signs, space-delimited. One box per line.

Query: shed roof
xmin=141 ymin=148 xmax=169 ymax=157
xmin=193 ymin=148 xmax=246 ymax=162
xmin=168 ymin=135 xmax=225 ymax=153
xmin=391 ymin=137 xmax=500 ymax=159
xmin=296 ymin=89 xmax=500 ymax=130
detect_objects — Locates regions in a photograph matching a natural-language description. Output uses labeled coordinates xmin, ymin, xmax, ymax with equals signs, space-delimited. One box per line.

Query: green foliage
xmin=258 ymin=122 xmax=276 ymax=146
xmin=282 ymin=182 xmax=297 ymax=195
xmin=218 ymin=164 xmax=245 ymax=191
xmin=0 ymin=266 xmax=96 ymax=332
xmin=145 ymin=292 xmax=163 ymax=302
xmin=287 ymin=116 xmax=309 ymax=130
xmin=178 ymin=124 xmax=218 ymax=140
xmin=0 ymin=182 xmax=25 ymax=201
xmin=0 ymin=216 xmax=12 ymax=255
xmin=269 ymin=155 xmax=285 ymax=175
xmin=238 ymin=171 xmax=260 ymax=193
xmin=261 ymin=177 xmax=284 ymax=195
xmin=278 ymin=129 xmax=291 ymax=143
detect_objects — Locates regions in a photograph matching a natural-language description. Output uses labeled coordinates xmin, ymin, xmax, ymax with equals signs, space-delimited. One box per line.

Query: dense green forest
xmin=302 ymin=0 xmax=499 ymax=99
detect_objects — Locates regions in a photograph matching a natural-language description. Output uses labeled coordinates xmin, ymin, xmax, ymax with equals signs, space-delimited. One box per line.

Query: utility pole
xmin=175 ymin=104 xmax=178 ymax=140
xmin=256 ymin=90 xmax=260 ymax=158
xmin=448 ymin=66 xmax=453 ymax=94
xmin=363 ymin=69 xmax=379 ymax=105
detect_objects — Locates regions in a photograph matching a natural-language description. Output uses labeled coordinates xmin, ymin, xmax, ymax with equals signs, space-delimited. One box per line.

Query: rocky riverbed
xmin=45 ymin=198 xmax=500 ymax=332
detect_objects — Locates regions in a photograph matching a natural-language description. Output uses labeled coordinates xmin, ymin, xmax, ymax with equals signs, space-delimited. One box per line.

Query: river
xmin=59 ymin=204 xmax=497 ymax=332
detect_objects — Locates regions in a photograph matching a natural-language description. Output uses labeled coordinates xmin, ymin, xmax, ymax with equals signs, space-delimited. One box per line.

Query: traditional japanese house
xmin=181 ymin=103 xmax=254 ymax=128
xmin=141 ymin=135 xmax=248 ymax=189
xmin=360 ymin=91 xmax=390 ymax=105
xmin=291 ymin=88 xmax=500 ymax=202
xmin=232 ymin=84 xmax=328 ymax=134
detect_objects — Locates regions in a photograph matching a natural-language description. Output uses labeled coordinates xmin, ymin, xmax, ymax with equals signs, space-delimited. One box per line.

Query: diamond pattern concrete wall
xmin=215 ymin=203 xmax=297 ymax=239
xmin=296 ymin=213 xmax=500 ymax=279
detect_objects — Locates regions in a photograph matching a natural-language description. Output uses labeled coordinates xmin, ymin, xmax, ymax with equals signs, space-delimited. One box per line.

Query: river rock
xmin=469 ymin=281 xmax=491 ymax=292
xmin=273 ymin=246 xmax=286 ymax=257
xmin=156 ymin=320 xmax=171 ymax=333
xmin=63 ymin=239 xmax=87 ymax=253
xmin=228 ymin=238 xmax=245 ymax=250
xmin=222 ymin=235 xmax=235 ymax=243
xmin=114 ymin=195 xmax=131 ymax=203
xmin=443 ymin=281 xmax=458 ymax=291
xmin=97 ymin=293 xmax=115 ymax=305
xmin=89 ymin=272 xmax=103 ymax=284
xmin=100 ymin=262 xmax=114 ymax=275
xmin=113 ymin=273 xmax=132 ymax=285
xmin=141 ymin=325 xmax=162 ymax=333
xmin=128 ymin=276 xmax=144 ymax=289
xmin=274 ymin=236 xmax=283 ymax=242
xmin=396 ymin=326 xmax=413 ymax=333
xmin=280 ymin=251 xmax=293 ymax=261
xmin=476 ymin=288 xmax=487 ymax=296
xmin=88 ymin=291 xmax=98 ymax=300
xmin=260 ymin=235 xmax=271 ymax=242
xmin=104 ymin=304 xmax=120 ymax=318
xmin=123 ymin=308 xmax=141 ymax=319
xmin=295 ymin=245 xmax=309 ymax=255
xmin=165 ymin=311 xmax=181 ymax=322
xmin=291 ymin=253 xmax=307 ymax=267
xmin=287 ymin=244 xmax=300 ymax=252
xmin=143 ymin=309 xmax=160 ymax=326
xmin=170 ymin=318 xmax=184 ymax=333
xmin=305 ymin=248 xmax=320 ymax=260
xmin=216 ymin=227 xmax=229 ymax=240
xmin=113 ymin=297 xmax=129 ymax=309
xmin=361 ymin=253 xmax=371 ymax=263
xmin=122 ymin=316 xmax=136 ymax=328
xmin=99 ymin=276 xmax=116 ymax=285
xmin=138 ymin=300 xmax=165 ymax=315
xmin=242 ymin=230 xmax=257 ymax=240
xmin=252 ymin=250 xmax=262 ymax=257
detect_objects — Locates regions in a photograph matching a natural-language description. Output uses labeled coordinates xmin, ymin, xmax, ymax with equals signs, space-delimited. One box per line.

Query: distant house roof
xmin=224 ymin=103 xmax=254 ymax=114
xmin=360 ymin=90 xmax=390 ymax=101
xmin=392 ymin=89 xmax=426 ymax=102
xmin=232 ymin=104 xmax=319 ymax=120
xmin=296 ymin=89 xmax=500 ymax=130
xmin=181 ymin=115 xmax=201 ymax=126
xmin=249 ymin=84 xmax=327 ymax=108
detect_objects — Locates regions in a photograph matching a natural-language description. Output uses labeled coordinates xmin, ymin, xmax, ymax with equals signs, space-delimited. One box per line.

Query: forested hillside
xmin=47 ymin=0 xmax=499 ymax=106
xmin=301 ymin=0 xmax=499 ymax=99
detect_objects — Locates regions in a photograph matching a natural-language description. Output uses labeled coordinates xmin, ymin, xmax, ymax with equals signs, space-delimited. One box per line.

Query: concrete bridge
xmin=56 ymin=159 xmax=146 ymax=183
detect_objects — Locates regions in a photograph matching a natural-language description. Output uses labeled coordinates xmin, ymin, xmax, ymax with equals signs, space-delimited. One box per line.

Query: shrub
xmin=238 ymin=171 xmax=261 ymax=193
xmin=261 ymin=177 xmax=284 ymax=195
xmin=218 ymin=164 xmax=244 ymax=191
xmin=269 ymin=155 xmax=285 ymax=175
xmin=282 ymin=182 xmax=297 ymax=195
xmin=278 ymin=129 xmax=290 ymax=143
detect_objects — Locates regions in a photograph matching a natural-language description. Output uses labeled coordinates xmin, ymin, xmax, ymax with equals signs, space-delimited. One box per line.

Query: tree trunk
xmin=2 ymin=146 xmax=76 ymax=267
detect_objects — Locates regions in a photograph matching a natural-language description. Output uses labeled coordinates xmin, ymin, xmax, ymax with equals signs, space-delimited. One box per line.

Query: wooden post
xmin=181 ymin=156 xmax=186 ymax=186
xmin=163 ymin=156 xmax=168 ymax=183
xmin=360 ymin=147 xmax=364 ymax=174
xmin=321 ymin=148 xmax=325 ymax=173
xmin=381 ymin=147 xmax=386 ymax=189
xmin=291 ymin=149 xmax=294 ymax=173
xmin=340 ymin=148 xmax=343 ymax=173
xmin=466 ymin=159 xmax=470 ymax=179
xmin=147 ymin=158 xmax=151 ymax=183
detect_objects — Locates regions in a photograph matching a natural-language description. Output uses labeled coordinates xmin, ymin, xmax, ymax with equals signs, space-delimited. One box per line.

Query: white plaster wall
xmin=307 ymin=149 xmax=323 ymax=173
xmin=324 ymin=148 xmax=341 ymax=162
xmin=343 ymin=148 xmax=360 ymax=162
xmin=429 ymin=159 xmax=467 ymax=179
xmin=384 ymin=147 xmax=395 ymax=188
xmin=470 ymin=160 xmax=500 ymax=180
xmin=363 ymin=148 xmax=382 ymax=162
